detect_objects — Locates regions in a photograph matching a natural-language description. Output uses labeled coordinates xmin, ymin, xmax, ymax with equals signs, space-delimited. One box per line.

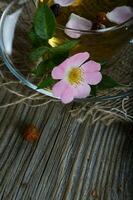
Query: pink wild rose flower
xmin=51 ymin=52 xmax=102 ymax=104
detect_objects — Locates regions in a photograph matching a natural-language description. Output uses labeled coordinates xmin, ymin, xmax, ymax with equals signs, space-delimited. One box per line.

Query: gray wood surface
xmin=0 ymin=86 xmax=133 ymax=200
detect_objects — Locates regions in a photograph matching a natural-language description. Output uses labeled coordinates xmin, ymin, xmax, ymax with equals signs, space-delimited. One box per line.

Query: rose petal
xmin=75 ymin=83 xmax=91 ymax=98
xmin=84 ymin=72 xmax=102 ymax=85
xmin=106 ymin=6 xmax=133 ymax=24
xmin=81 ymin=60 xmax=101 ymax=72
xmin=52 ymin=66 xmax=64 ymax=80
xmin=65 ymin=13 xmax=92 ymax=38
xmin=65 ymin=29 xmax=82 ymax=39
xmin=52 ymin=80 xmax=68 ymax=97
xmin=3 ymin=9 xmax=22 ymax=55
xmin=54 ymin=0 xmax=74 ymax=7
xmin=57 ymin=52 xmax=90 ymax=71
xmin=61 ymin=86 xmax=75 ymax=103
xmin=52 ymin=80 xmax=76 ymax=103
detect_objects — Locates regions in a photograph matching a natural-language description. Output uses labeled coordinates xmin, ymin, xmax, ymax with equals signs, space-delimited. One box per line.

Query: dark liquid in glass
xmin=47 ymin=0 xmax=133 ymax=62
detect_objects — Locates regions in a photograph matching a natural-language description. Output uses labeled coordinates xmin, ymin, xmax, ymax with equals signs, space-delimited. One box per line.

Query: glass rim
xmin=57 ymin=16 xmax=133 ymax=34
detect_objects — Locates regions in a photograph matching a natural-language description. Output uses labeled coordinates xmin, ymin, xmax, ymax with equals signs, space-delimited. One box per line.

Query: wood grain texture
xmin=0 ymin=86 xmax=133 ymax=200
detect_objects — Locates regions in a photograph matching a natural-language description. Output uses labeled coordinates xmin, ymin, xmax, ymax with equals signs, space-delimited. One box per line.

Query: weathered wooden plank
xmin=0 ymin=85 xmax=133 ymax=200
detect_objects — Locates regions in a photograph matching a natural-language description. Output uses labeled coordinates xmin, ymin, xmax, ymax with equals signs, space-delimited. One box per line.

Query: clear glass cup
xmin=0 ymin=0 xmax=133 ymax=102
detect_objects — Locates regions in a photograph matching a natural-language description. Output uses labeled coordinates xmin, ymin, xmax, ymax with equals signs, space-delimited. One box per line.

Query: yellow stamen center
xmin=68 ymin=68 xmax=83 ymax=85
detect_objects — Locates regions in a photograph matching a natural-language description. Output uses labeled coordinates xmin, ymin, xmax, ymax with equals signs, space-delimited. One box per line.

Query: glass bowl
xmin=0 ymin=0 xmax=133 ymax=102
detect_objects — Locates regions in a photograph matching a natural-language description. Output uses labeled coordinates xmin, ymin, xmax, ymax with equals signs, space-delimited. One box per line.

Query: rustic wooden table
xmin=0 ymin=86 xmax=133 ymax=200
xmin=0 ymin=1 xmax=133 ymax=200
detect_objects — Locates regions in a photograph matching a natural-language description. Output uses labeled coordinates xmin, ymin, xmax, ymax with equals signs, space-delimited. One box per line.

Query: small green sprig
xmin=28 ymin=3 xmax=79 ymax=88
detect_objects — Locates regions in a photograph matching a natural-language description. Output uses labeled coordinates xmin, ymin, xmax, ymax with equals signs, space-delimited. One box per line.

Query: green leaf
xmin=52 ymin=53 xmax=69 ymax=65
xmin=49 ymin=40 xmax=79 ymax=65
xmin=37 ymin=77 xmax=55 ymax=89
xmin=51 ymin=40 xmax=79 ymax=55
xmin=33 ymin=60 xmax=55 ymax=77
xmin=98 ymin=75 xmax=121 ymax=90
xmin=28 ymin=29 xmax=48 ymax=47
xmin=34 ymin=4 xmax=56 ymax=39
xmin=29 ymin=46 xmax=50 ymax=61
